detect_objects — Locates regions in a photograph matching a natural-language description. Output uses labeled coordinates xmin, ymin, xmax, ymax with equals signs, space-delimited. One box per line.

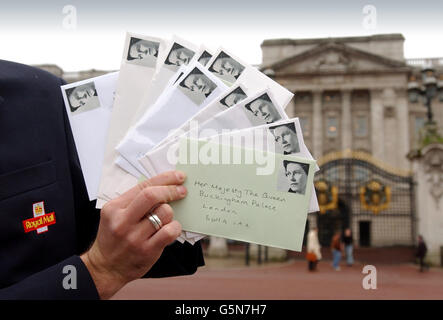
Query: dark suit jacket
xmin=0 ymin=60 xmax=204 ymax=299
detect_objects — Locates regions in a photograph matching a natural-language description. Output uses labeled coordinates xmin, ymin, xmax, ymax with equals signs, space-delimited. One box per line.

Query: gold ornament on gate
xmin=314 ymin=180 xmax=338 ymax=214
xmin=360 ymin=180 xmax=391 ymax=214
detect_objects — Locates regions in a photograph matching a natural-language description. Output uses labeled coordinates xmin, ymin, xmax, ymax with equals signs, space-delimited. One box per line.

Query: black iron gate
xmin=313 ymin=151 xmax=416 ymax=248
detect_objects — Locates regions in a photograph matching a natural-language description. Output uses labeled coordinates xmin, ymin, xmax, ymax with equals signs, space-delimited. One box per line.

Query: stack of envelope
xmin=61 ymin=32 xmax=319 ymax=247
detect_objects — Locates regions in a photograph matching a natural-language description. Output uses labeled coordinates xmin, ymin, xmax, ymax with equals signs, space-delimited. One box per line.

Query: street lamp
xmin=407 ymin=67 xmax=443 ymax=151
xmin=408 ymin=67 xmax=441 ymax=124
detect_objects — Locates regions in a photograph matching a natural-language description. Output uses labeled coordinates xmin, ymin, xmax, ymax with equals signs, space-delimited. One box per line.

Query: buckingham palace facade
xmin=260 ymin=34 xmax=443 ymax=247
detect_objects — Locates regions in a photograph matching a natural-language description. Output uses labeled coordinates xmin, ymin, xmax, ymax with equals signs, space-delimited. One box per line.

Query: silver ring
xmin=147 ymin=214 xmax=161 ymax=231
xmin=151 ymin=213 xmax=163 ymax=229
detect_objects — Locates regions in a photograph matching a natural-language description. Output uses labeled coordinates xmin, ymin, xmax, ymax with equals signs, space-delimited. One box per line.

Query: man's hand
xmin=80 ymin=171 xmax=187 ymax=299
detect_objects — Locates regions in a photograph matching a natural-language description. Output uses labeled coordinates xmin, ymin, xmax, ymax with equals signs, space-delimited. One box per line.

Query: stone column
xmin=410 ymin=144 xmax=443 ymax=266
xmin=396 ymin=91 xmax=411 ymax=170
xmin=207 ymin=236 xmax=228 ymax=258
xmin=312 ymin=90 xmax=323 ymax=158
xmin=341 ymin=90 xmax=352 ymax=150
xmin=370 ymin=89 xmax=384 ymax=161
xmin=248 ymin=244 xmax=287 ymax=261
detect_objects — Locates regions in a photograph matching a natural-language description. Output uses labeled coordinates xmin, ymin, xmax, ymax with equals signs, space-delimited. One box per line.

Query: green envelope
xmin=171 ymin=138 xmax=317 ymax=251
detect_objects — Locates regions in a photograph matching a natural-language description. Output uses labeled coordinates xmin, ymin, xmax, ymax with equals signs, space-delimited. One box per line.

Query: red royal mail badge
xmin=22 ymin=201 xmax=56 ymax=234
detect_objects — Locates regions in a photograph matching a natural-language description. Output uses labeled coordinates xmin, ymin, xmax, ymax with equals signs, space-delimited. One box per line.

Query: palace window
xmin=326 ymin=117 xmax=338 ymax=137
xmin=352 ymin=90 xmax=370 ymax=102
xmin=294 ymin=92 xmax=312 ymax=105
xmin=355 ymin=115 xmax=368 ymax=137
xmin=299 ymin=117 xmax=310 ymax=137
xmin=322 ymin=91 xmax=341 ymax=104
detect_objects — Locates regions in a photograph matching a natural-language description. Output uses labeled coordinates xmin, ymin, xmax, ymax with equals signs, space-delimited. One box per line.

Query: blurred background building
xmin=36 ymin=33 xmax=443 ymax=264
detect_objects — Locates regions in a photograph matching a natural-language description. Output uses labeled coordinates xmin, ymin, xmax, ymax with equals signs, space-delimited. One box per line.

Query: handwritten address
xmin=193 ymin=179 xmax=287 ymax=228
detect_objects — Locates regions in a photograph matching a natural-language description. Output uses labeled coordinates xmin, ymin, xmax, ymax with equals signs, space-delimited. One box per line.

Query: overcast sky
xmin=1 ymin=0 xmax=442 ymax=71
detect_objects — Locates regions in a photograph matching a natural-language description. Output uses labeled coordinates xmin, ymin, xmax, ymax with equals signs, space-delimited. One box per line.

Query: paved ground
xmin=112 ymin=257 xmax=443 ymax=300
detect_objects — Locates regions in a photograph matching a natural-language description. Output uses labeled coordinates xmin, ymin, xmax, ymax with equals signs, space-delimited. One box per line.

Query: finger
xmin=148 ymin=170 xmax=186 ymax=188
xmin=117 ymin=171 xmax=186 ymax=208
xmin=125 ymin=185 xmax=187 ymax=223
xmin=131 ymin=204 xmax=174 ymax=242
xmin=143 ymin=220 xmax=182 ymax=252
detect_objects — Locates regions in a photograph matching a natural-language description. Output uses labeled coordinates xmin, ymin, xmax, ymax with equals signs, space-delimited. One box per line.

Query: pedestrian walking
xmin=343 ymin=228 xmax=354 ymax=266
xmin=306 ymin=227 xmax=322 ymax=271
xmin=331 ymin=232 xmax=342 ymax=271
xmin=416 ymin=235 xmax=429 ymax=272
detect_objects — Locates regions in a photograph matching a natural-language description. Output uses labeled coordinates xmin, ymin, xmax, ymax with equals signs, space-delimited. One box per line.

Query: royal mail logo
xmin=23 ymin=201 xmax=56 ymax=234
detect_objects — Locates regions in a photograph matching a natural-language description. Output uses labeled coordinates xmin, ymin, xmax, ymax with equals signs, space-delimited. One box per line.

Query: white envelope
xmin=113 ymin=62 xmax=191 ymax=177
xmin=115 ymin=156 xmax=142 ymax=179
xmin=144 ymin=57 xmax=295 ymax=172
xmin=146 ymin=82 xmax=253 ymax=161
xmin=61 ymin=71 xmax=119 ymax=200
xmin=206 ymin=48 xmax=294 ymax=109
xmin=128 ymin=36 xmax=200 ymax=131
xmin=139 ymin=89 xmax=288 ymax=180
xmin=110 ymin=39 xmax=202 ymax=181
xmin=116 ymin=61 xmax=229 ymax=176
xmin=100 ymin=45 xmax=202 ymax=208
xmin=96 ymin=33 xmax=166 ymax=205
